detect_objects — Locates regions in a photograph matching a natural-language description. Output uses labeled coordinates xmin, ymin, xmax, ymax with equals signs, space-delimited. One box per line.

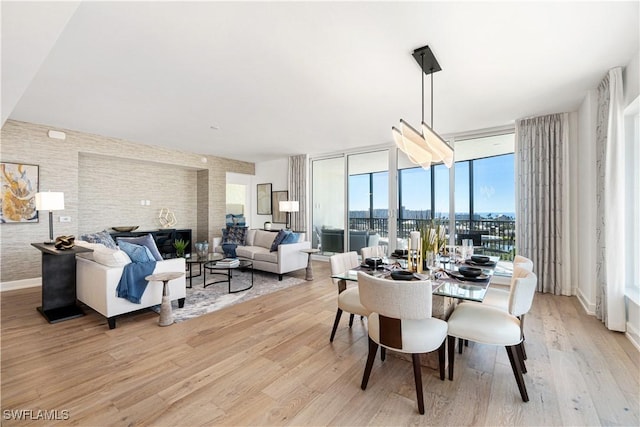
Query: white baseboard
xmin=0 ymin=277 xmax=41 ymax=292
xmin=577 ymin=288 xmax=596 ymax=315
xmin=626 ymin=321 xmax=640 ymax=352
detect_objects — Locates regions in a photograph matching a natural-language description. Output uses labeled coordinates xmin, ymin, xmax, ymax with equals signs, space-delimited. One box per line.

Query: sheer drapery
xmin=595 ymin=67 xmax=626 ymax=331
xmin=288 ymin=154 xmax=307 ymax=233
xmin=515 ymin=113 xmax=571 ymax=295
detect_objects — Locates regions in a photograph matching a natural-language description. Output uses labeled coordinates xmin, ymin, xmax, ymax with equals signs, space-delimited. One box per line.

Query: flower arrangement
xmin=420 ymin=219 xmax=447 ymax=258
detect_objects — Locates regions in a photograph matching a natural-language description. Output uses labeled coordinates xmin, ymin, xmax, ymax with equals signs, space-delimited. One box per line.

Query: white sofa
xmin=213 ymin=229 xmax=310 ymax=280
xmin=76 ymin=256 xmax=186 ymax=329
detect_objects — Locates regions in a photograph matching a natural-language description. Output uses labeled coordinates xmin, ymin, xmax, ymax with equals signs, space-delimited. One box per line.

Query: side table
xmin=301 ymin=248 xmax=320 ymax=281
xmin=31 ymin=243 xmax=93 ymax=323
xmin=145 ymin=271 xmax=184 ymax=326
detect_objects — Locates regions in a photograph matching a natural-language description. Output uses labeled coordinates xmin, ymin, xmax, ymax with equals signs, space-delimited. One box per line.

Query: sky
xmin=349 ymin=154 xmax=515 ymax=215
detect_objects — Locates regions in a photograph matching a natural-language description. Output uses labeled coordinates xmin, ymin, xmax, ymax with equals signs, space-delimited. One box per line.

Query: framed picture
xmin=1 ymin=162 xmax=39 ymax=223
xmin=257 ymin=183 xmax=272 ymax=215
xmin=271 ymin=190 xmax=288 ymax=224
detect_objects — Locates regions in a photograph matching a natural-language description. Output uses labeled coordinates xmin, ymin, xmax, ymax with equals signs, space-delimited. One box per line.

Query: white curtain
xmin=595 ymin=67 xmax=626 ymax=331
xmin=287 ymin=155 xmax=307 ymax=233
xmin=515 ymin=113 xmax=571 ymax=295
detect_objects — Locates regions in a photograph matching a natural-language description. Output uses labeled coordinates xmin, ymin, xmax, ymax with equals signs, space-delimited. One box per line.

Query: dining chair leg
xmin=361 ymin=337 xmax=379 ymax=390
xmin=412 ymin=353 xmax=425 ymax=415
xmin=458 ymin=337 xmax=464 ymax=354
xmin=329 ymin=308 xmax=343 ymax=342
xmin=438 ymin=340 xmax=446 ymax=381
xmin=519 ymin=314 xmax=528 ymax=360
xmin=447 ymin=335 xmax=456 ymax=380
xmin=505 ymin=345 xmax=529 ymax=402
xmin=349 ymin=313 xmax=355 ymax=327
xmin=516 ymin=342 xmax=527 ymax=374
xmin=381 ymin=347 xmax=386 ymax=361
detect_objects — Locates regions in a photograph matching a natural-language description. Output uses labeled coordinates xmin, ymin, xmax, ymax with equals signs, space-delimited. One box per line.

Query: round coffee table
xmin=185 ymin=253 xmax=223 ymax=288
xmin=204 ymin=259 xmax=254 ymax=293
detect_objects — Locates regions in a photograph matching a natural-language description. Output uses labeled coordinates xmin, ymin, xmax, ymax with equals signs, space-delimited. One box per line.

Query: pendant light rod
xmin=421 ymin=53 xmax=425 ymax=124
xmin=431 ymin=71 xmax=434 ymax=128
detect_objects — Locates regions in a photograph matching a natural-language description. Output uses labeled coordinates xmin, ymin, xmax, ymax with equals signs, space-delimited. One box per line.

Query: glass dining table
xmin=331 ymin=255 xmax=500 ymax=303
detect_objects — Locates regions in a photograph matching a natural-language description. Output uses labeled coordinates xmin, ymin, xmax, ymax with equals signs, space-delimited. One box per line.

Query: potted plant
xmin=173 ymin=238 xmax=190 ymax=258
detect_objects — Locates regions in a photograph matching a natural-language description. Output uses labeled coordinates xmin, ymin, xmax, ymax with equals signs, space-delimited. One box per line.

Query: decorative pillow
xmin=222 ymin=226 xmax=247 ymax=245
xmin=80 ymin=230 xmax=117 ymax=249
xmin=93 ymin=246 xmax=132 ymax=267
xmin=116 ymin=234 xmax=163 ymax=261
xmin=222 ymin=243 xmax=238 ymax=258
xmin=270 ymin=229 xmax=289 ymax=252
xmin=118 ymin=241 xmax=155 ymax=263
xmin=225 ymin=214 xmax=246 ymax=227
xmin=281 ymin=232 xmax=300 ymax=244
xmin=74 ymin=240 xmax=106 ymax=260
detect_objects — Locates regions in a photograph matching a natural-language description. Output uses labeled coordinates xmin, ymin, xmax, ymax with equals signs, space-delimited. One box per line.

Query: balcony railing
xmin=348 ymin=217 xmax=516 ymax=261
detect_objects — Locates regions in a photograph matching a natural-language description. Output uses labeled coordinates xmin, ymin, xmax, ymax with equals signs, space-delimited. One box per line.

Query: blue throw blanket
xmin=117 ymin=261 xmax=157 ymax=304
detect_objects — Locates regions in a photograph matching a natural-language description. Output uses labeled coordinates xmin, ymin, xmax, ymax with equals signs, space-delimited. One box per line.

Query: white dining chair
xmin=329 ymin=252 xmax=369 ymax=342
xmin=446 ymin=269 xmax=538 ymax=402
xmin=358 ymin=272 xmax=447 ymax=415
xmin=360 ymin=245 xmax=386 ymax=259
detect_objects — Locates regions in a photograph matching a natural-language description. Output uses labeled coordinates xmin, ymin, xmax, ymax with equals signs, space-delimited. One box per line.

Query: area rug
xmin=156 ymin=269 xmax=307 ymax=323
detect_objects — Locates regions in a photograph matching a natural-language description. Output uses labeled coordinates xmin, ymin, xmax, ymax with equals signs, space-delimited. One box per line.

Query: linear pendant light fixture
xmin=392 ymin=45 xmax=453 ymax=169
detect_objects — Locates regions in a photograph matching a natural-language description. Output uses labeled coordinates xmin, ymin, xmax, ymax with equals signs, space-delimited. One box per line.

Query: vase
xmin=195 ymin=241 xmax=209 ymax=258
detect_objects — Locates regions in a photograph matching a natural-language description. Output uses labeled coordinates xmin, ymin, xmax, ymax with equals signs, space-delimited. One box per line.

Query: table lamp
xmin=35 ymin=192 xmax=65 ymax=244
xmin=279 ymin=200 xmax=299 ymax=230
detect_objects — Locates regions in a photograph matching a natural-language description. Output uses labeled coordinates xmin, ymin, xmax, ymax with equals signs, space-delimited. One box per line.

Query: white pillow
xmin=93 ymin=246 xmax=132 ymax=267
xmin=75 ymin=240 xmax=106 ymax=260
xmin=245 ymin=229 xmax=257 ymax=246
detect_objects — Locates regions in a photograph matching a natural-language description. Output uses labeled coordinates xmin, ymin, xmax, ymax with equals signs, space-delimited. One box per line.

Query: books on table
xmin=215 ymin=258 xmax=240 ymax=268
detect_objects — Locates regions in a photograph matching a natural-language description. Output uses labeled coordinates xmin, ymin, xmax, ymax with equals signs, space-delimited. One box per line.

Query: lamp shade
xmin=35 ymin=192 xmax=65 ymax=211
xmin=279 ymin=201 xmax=299 ymax=212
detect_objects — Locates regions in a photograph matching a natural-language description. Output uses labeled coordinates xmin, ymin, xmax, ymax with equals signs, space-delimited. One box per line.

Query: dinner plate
xmin=447 ymin=270 xmax=489 ymax=282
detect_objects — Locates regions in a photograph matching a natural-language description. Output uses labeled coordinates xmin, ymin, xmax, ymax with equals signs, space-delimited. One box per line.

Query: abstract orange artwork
xmin=1 ymin=162 xmax=39 ymax=223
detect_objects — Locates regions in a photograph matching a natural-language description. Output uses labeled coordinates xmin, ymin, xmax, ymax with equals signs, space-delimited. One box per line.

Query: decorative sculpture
xmin=158 ymin=208 xmax=177 ymax=228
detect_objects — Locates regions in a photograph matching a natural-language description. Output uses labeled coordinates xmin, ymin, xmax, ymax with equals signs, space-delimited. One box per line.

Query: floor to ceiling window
xmin=310 ymin=130 xmax=515 ymax=262
xmin=311 ymin=157 xmax=345 ymax=254
xmin=348 ymin=151 xmax=389 ymax=255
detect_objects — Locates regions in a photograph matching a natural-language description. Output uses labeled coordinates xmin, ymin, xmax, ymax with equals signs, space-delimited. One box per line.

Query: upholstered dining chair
xmin=446 ymin=269 xmax=538 ymax=402
xmin=329 ymin=252 xmax=369 ymax=342
xmin=480 ymin=255 xmax=535 ymax=358
xmin=360 ymin=245 xmax=386 ymax=259
xmin=358 ymin=272 xmax=447 ymax=415
xmin=482 ymin=255 xmax=534 ymax=310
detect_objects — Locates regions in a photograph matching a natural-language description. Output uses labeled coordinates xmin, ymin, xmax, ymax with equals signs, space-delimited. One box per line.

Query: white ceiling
xmin=2 ymin=1 xmax=638 ymax=163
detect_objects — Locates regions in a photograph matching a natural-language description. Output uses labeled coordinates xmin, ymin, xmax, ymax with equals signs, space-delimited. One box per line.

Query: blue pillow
xmin=116 ymin=234 xmax=163 ymax=261
xmin=118 ymin=241 xmax=155 ymax=263
xmin=222 ymin=243 xmax=238 ymax=258
xmin=281 ymin=232 xmax=299 ymax=244
xmin=270 ymin=229 xmax=290 ymax=252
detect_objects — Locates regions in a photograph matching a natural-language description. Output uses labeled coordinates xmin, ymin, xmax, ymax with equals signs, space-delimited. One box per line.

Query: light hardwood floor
xmin=1 ymin=260 xmax=638 ymax=426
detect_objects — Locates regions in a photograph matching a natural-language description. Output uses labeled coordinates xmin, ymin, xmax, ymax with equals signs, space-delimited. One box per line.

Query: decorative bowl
xmin=112 ymin=226 xmax=139 ymax=232
xmin=364 ymin=257 xmax=383 ymax=268
xmin=470 ymin=255 xmax=490 ymax=264
xmin=391 ymin=270 xmax=414 ymax=281
xmin=458 ymin=266 xmax=482 ymax=277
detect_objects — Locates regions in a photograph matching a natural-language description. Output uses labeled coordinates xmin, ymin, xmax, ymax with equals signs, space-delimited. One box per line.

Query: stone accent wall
xmin=0 ymin=120 xmax=254 ymax=282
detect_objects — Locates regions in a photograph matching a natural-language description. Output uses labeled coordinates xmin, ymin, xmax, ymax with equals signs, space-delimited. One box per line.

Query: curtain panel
xmin=288 ymin=155 xmax=307 ymax=233
xmin=515 ymin=113 xmax=571 ymax=296
xmin=595 ymin=68 xmax=626 ymax=331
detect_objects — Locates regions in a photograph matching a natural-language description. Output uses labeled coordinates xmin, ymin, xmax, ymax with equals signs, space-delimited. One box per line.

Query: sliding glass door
xmin=347 ymin=151 xmax=389 ymax=255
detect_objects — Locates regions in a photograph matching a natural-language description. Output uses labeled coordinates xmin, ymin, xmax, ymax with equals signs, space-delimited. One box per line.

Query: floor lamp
xmin=35 ymin=192 xmax=65 ymax=245
xmin=279 ymin=201 xmax=299 ymax=230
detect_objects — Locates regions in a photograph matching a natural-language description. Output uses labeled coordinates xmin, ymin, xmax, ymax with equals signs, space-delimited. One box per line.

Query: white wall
xmin=576 ymin=89 xmax=598 ymax=313
xmin=251 ymin=158 xmax=288 ymax=230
